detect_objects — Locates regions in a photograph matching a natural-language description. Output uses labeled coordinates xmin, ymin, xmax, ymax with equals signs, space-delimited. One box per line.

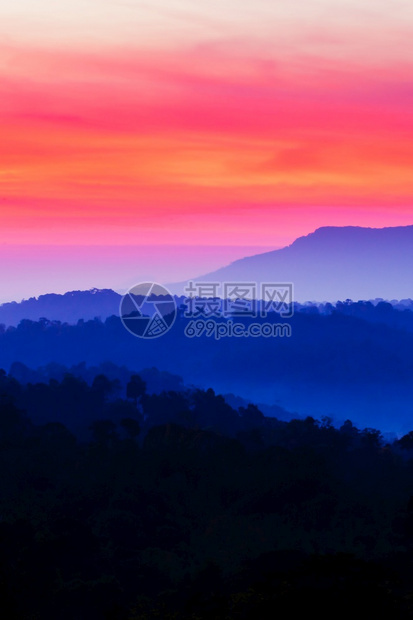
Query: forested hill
xmin=1 ymin=371 xmax=413 ymax=618
xmin=2 ymin=302 xmax=413 ymax=430
xmin=0 ymin=289 xmax=121 ymax=326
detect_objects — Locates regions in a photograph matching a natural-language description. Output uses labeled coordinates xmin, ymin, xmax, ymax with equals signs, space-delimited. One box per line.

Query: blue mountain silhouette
xmin=170 ymin=225 xmax=413 ymax=302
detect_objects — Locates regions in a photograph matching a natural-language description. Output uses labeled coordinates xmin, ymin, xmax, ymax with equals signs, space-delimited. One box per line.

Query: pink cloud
xmin=0 ymin=42 xmax=412 ymax=248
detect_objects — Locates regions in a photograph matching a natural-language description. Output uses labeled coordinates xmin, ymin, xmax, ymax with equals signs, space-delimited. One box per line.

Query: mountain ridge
xmin=169 ymin=224 xmax=413 ymax=302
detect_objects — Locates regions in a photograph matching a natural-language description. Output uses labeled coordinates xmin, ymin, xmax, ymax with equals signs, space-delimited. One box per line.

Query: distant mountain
xmin=170 ymin=225 xmax=413 ymax=302
xmin=4 ymin=225 xmax=413 ymax=326
xmin=0 ymin=289 xmax=121 ymax=327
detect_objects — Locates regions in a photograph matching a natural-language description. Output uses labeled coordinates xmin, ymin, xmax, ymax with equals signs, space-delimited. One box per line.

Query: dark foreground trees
xmin=1 ymin=371 xmax=413 ymax=618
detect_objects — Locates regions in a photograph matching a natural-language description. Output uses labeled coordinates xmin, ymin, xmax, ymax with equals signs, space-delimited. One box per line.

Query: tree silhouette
xmin=120 ymin=417 xmax=141 ymax=440
xmin=126 ymin=374 xmax=146 ymax=406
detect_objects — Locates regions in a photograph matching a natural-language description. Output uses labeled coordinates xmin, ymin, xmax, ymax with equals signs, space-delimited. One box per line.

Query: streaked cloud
xmin=0 ymin=1 xmax=412 ymax=250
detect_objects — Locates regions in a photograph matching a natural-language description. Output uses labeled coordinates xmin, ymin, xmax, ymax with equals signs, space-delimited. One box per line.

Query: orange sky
xmin=0 ymin=1 xmax=413 ymax=250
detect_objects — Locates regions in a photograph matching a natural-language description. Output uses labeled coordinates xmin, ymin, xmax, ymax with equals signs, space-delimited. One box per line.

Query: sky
xmin=0 ymin=1 xmax=412 ymax=297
